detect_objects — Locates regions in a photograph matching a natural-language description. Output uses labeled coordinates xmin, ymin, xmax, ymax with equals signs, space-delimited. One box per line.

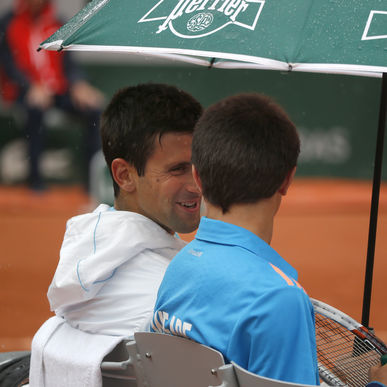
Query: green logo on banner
xmin=362 ymin=10 xmax=387 ymax=40
xmin=139 ymin=0 xmax=265 ymax=39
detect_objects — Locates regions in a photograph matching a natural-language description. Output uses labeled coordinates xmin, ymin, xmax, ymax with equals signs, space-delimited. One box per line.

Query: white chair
xmin=100 ymin=333 xmax=320 ymax=387
xmin=133 ymin=332 xmax=227 ymax=387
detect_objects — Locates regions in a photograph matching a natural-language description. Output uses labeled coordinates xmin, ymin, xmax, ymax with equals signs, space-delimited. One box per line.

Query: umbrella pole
xmin=361 ymin=72 xmax=387 ymax=328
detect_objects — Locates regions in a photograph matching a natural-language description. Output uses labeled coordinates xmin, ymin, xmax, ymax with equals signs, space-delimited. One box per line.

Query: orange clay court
xmin=0 ymin=178 xmax=386 ymax=352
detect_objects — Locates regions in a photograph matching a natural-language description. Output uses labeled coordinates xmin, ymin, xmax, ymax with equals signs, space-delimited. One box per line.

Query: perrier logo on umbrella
xmin=138 ymin=0 xmax=265 ymax=39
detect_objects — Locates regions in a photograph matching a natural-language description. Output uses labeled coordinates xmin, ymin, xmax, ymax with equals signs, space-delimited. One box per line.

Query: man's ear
xmin=111 ymin=158 xmax=137 ymax=193
xmin=278 ymin=166 xmax=296 ymax=196
xmin=192 ymin=165 xmax=202 ymax=193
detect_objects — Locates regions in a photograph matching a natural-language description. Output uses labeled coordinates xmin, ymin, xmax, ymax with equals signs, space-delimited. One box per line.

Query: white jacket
xmin=48 ymin=204 xmax=186 ymax=336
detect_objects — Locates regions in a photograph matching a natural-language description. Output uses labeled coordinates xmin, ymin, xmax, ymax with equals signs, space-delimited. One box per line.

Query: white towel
xmin=29 ymin=316 xmax=124 ymax=387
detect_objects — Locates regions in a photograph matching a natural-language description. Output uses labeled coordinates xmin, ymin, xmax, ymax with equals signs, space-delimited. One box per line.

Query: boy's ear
xmin=278 ymin=166 xmax=296 ymax=196
xmin=192 ymin=165 xmax=202 ymax=193
xmin=111 ymin=158 xmax=137 ymax=193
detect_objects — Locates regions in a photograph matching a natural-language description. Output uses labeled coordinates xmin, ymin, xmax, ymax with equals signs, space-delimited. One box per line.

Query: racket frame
xmin=311 ymin=298 xmax=387 ymax=386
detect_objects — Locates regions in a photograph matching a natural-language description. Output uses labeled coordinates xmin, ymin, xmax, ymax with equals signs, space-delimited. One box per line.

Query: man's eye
xmin=170 ymin=165 xmax=188 ymax=174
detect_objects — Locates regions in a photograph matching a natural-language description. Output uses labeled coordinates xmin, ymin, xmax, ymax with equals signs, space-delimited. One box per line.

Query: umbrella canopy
xmin=41 ymin=0 xmax=387 ymax=76
xmin=40 ymin=0 xmax=387 ymax=327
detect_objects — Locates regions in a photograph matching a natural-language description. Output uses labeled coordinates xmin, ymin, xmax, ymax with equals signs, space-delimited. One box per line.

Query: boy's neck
xmin=203 ymin=194 xmax=281 ymax=245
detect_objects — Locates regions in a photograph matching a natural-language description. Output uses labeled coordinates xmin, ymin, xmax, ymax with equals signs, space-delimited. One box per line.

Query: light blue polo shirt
xmin=152 ymin=217 xmax=320 ymax=385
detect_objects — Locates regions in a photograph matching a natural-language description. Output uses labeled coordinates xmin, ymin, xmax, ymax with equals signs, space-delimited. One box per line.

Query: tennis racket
xmin=311 ymin=298 xmax=387 ymax=387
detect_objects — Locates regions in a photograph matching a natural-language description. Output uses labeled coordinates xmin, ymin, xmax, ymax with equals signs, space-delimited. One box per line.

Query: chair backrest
xmin=133 ymin=332 xmax=226 ymax=387
xmin=232 ymin=362 xmax=314 ymax=387
xmin=100 ymin=333 xmax=318 ymax=387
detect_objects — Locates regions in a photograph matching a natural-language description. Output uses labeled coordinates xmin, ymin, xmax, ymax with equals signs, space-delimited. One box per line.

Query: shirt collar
xmin=195 ymin=217 xmax=298 ymax=280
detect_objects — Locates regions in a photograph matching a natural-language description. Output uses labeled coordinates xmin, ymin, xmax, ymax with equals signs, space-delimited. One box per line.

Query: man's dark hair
xmin=192 ymin=93 xmax=300 ymax=213
xmin=101 ymin=83 xmax=202 ymax=196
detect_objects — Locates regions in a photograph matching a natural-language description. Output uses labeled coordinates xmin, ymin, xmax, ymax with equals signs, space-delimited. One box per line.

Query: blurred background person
xmin=0 ymin=0 xmax=104 ymax=192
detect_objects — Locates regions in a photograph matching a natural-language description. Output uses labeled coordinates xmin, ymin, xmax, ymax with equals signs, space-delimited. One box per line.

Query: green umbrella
xmin=41 ymin=0 xmax=387 ymax=74
xmin=40 ymin=0 xmax=387 ymax=327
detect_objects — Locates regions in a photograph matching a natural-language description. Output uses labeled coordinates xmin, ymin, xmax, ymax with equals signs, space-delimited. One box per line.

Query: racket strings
xmin=315 ymin=312 xmax=380 ymax=387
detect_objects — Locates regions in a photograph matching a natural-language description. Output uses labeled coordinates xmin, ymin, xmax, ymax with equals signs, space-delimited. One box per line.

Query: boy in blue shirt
xmin=153 ymin=93 xmax=318 ymax=384
xmin=152 ymin=93 xmax=387 ymax=386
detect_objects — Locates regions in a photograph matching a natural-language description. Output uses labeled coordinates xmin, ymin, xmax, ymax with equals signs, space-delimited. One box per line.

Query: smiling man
xmin=46 ymin=83 xmax=202 ymax=336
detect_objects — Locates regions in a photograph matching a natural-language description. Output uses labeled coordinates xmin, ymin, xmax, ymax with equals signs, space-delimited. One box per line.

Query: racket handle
xmin=381 ymin=354 xmax=387 ymax=366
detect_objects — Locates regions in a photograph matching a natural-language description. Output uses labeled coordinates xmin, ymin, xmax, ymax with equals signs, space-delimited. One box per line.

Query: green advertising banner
xmin=82 ymin=62 xmax=384 ymax=181
xmin=0 ymin=63 xmax=383 ymax=184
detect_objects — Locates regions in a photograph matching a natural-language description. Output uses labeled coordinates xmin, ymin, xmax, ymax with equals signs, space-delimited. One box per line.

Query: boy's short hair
xmin=101 ymin=83 xmax=203 ymax=196
xmin=192 ymin=93 xmax=300 ymax=213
